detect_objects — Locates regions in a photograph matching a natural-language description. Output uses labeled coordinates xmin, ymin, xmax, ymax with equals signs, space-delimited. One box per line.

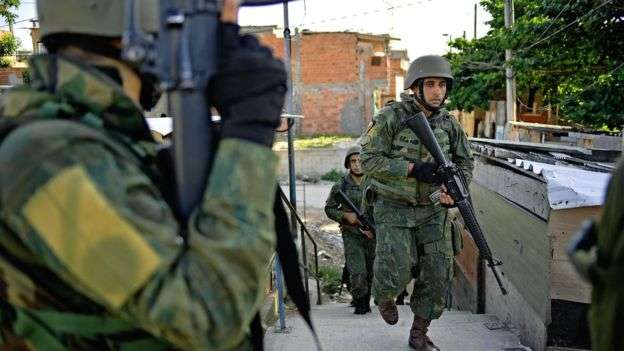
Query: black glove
xmin=209 ymin=23 xmax=287 ymax=146
xmin=408 ymin=160 xmax=442 ymax=184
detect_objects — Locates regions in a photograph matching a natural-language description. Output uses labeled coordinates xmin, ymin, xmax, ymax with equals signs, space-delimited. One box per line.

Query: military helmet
xmin=38 ymin=0 xmax=159 ymax=40
xmin=403 ymin=55 xmax=453 ymax=90
xmin=344 ymin=146 xmax=362 ymax=169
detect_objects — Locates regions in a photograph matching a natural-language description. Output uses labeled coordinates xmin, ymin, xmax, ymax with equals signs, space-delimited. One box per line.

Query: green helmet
xmin=344 ymin=146 xmax=361 ymax=169
xmin=403 ymin=55 xmax=453 ymax=90
xmin=38 ymin=0 xmax=158 ymax=40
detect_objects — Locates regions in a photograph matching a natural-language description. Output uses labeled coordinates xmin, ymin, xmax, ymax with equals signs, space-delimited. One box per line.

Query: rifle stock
xmin=405 ymin=112 xmax=507 ymax=295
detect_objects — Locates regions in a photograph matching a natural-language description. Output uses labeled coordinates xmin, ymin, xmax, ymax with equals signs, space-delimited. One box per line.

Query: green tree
xmin=0 ymin=0 xmax=19 ymax=25
xmin=448 ymin=0 xmax=624 ymax=129
xmin=0 ymin=0 xmax=20 ymax=67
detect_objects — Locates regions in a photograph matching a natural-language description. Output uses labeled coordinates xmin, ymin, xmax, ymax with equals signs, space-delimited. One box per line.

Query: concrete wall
xmin=274 ymin=147 xmax=345 ymax=178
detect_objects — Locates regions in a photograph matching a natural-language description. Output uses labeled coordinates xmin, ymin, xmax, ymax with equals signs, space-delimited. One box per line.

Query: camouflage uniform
xmin=588 ymin=159 xmax=624 ymax=351
xmin=325 ymin=174 xmax=375 ymax=301
xmin=0 ymin=55 xmax=277 ymax=350
xmin=361 ymin=95 xmax=473 ymax=320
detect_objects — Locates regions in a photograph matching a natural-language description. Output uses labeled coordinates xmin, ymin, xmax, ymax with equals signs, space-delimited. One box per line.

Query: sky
xmin=3 ymin=0 xmax=492 ymax=60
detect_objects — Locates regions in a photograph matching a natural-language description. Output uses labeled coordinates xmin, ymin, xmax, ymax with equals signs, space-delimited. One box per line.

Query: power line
xmin=0 ymin=17 xmax=37 ymax=29
xmin=301 ymin=1 xmax=423 ymax=26
xmin=529 ymin=0 xmax=574 ymax=45
xmin=516 ymin=0 xmax=613 ymax=54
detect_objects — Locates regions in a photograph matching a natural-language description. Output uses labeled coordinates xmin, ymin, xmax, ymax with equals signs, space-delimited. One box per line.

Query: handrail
xmin=278 ymin=187 xmax=322 ymax=305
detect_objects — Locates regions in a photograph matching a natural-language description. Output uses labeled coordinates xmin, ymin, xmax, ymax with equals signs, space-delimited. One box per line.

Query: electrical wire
xmin=528 ymin=0 xmax=574 ymax=46
xmin=515 ymin=0 xmax=614 ymax=54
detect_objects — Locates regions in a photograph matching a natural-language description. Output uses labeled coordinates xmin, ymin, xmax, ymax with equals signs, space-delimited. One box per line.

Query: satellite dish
xmin=241 ymin=0 xmax=296 ymax=6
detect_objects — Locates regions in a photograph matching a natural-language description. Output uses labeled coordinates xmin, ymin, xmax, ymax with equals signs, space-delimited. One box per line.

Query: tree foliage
xmin=447 ymin=0 xmax=624 ymax=129
xmin=0 ymin=0 xmax=19 ymax=24
xmin=0 ymin=0 xmax=20 ymax=66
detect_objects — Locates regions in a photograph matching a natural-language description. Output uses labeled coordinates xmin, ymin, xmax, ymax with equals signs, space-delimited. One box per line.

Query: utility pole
xmin=474 ymin=3 xmax=478 ymax=40
xmin=504 ymin=0 xmax=517 ymax=127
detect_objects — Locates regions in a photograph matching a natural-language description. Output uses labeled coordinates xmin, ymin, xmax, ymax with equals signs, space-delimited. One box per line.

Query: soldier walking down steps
xmin=361 ymin=55 xmax=474 ymax=350
xmin=325 ymin=146 xmax=376 ymax=315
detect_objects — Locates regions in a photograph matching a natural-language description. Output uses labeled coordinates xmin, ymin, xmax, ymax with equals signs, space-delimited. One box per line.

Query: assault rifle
xmin=122 ymin=0 xmax=294 ymax=221
xmin=337 ymin=190 xmax=376 ymax=236
xmin=404 ymin=112 xmax=508 ymax=295
xmin=121 ymin=2 xmax=321 ymax=351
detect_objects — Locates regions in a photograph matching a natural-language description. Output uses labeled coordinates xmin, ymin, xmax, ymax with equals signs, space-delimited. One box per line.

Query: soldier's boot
xmin=364 ymin=291 xmax=372 ymax=313
xmin=378 ymin=300 xmax=399 ymax=325
xmin=354 ymin=298 xmax=368 ymax=315
xmin=396 ymin=290 xmax=408 ymax=305
xmin=408 ymin=315 xmax=440 ymax=351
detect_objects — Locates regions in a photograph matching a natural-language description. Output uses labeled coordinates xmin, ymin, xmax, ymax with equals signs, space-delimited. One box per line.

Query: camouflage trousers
xmin=371 ymin=199 xmax=453 ymax=320
xmin=342 ymin=230 xmax=376 ymax=300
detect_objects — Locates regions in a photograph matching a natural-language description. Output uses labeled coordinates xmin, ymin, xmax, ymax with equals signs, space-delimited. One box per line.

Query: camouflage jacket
xmin=324 ymin=174 xmax=365 ymax=236
xmin=590 ymin=158 xmax=624 ymax=351
xmin=361 ymin=96 xmax=473 ymax=206
xmin=0 ymin=55 xmax=277 ymax=350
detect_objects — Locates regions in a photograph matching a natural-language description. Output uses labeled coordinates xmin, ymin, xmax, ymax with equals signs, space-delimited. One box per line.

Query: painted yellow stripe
xmin=23 ymin=166 xmax=161 ymax=310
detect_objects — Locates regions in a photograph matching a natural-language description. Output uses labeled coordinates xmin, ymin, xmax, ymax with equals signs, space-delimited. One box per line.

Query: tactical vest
xmin=0 ymin=114 xmax=171 ymax=350
xmin=339 ymin=175 xmax=364 ymax=235
xmin=370 ymin=102 xmax=455 ymax=206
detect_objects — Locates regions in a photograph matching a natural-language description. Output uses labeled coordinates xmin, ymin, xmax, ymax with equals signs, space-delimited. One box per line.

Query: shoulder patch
xmin=22 ymin=165 xmax=162 ymax=310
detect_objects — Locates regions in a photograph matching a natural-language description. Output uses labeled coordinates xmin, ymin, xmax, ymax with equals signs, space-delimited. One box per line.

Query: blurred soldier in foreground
xmin=0 ymin=0 xmax=286 ymax=350
xmin=569 ymin=158 xmax=624 ymax=351
xmin=361 ymin=55 xmax=473 ymax=350
xmin=325 ymin=146 xmax=375 ymax=314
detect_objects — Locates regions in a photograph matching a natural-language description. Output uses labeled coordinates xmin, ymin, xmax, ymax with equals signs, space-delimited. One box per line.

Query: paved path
xmin=265 ymin=303 xmax=529 ymax=351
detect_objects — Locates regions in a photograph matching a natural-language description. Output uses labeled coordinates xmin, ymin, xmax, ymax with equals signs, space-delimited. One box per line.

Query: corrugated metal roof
xmin=472 ymin=139 xmax=615 ymax=210
xmin=512 ymin=159 xmax=611 ymax=209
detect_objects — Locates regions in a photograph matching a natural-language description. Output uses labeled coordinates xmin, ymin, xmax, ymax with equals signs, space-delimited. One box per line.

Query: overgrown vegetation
xmin=274 ymin=135 xmax=355 ymax=150
xmin=295 ymin=135 xmax=354 ymax=149
xmin=321 ymin=169 xmax=345 ymax=182
xmin=314 ymin=265 xmax=343 ymax=295
xmin=0 ymin=0 xmax=20 ymax=68
xmin=447 ymin=0 xmax=624 ymax=129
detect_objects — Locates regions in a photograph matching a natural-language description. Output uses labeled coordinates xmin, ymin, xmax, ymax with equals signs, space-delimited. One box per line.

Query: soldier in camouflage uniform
xmin=361 ymin=55 xmax=473 ymax=351
xmin=0 ymin=1 xmax=286 ymax=350
xmin=569 ymin=158 xmax=624 ymax=351
xmin=325 ymin=146 xmax=375 ymax=315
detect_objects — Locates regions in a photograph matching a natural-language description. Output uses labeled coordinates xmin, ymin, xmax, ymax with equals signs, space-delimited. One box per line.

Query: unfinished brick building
xmin=245 ymin=26 xmax=409 ymax=135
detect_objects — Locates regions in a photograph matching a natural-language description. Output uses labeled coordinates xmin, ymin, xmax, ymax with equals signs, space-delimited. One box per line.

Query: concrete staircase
xmin=265 ymin=303 xmax=529 ymax=351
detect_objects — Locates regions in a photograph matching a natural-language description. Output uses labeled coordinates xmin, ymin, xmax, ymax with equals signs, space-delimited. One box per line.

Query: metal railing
xmin=278 ymin=187 xmax=322 ymax=306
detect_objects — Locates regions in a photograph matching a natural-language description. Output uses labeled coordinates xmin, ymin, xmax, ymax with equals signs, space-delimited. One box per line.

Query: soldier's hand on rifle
xmin=343 ymin=212 xmax=361 ymax=226
xmin=209 ymin=8 xmax=287 ymax=147
xmin=361 ymin=229 xmax=375 ymax=240
xmin=221 ymin=0 xmax=240 ymax=23
xmin=439 ymin=184 xmax=455 ymax=207
xmin=408 ymin=160 xmax=442 ymax=184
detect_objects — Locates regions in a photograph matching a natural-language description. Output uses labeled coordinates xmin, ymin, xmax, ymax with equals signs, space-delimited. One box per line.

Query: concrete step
xmin=265 ymin=303 xmax=529 ymax=351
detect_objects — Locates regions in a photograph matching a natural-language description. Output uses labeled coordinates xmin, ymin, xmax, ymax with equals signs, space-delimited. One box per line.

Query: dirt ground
xmin=300 ymin=208 xmax=345 ymax=269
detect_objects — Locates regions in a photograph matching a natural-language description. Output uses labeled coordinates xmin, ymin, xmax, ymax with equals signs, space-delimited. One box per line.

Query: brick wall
xmin=254 ymin=28 xmax=396 ymax=136
xmin=0 ymin=67 xmax=25 ymax=85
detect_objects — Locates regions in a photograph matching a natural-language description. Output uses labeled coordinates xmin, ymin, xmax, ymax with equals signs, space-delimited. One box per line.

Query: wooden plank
xmin=471 ymin=182 xmax=551 ymax=319
xmin=454 ymin=229 xmax=479 ymax=285
xmin=547 ymin=206 xmax=601 ymax=304
xmin=451 ymin=260 xmax=478 ymax=313
xmin=548 ymin=207 xmax=602 ymax=261
xmin=550 ymin=259 xmax=592 ymax=303
xmin=473 ymin=158 xmax=550 ymax=220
